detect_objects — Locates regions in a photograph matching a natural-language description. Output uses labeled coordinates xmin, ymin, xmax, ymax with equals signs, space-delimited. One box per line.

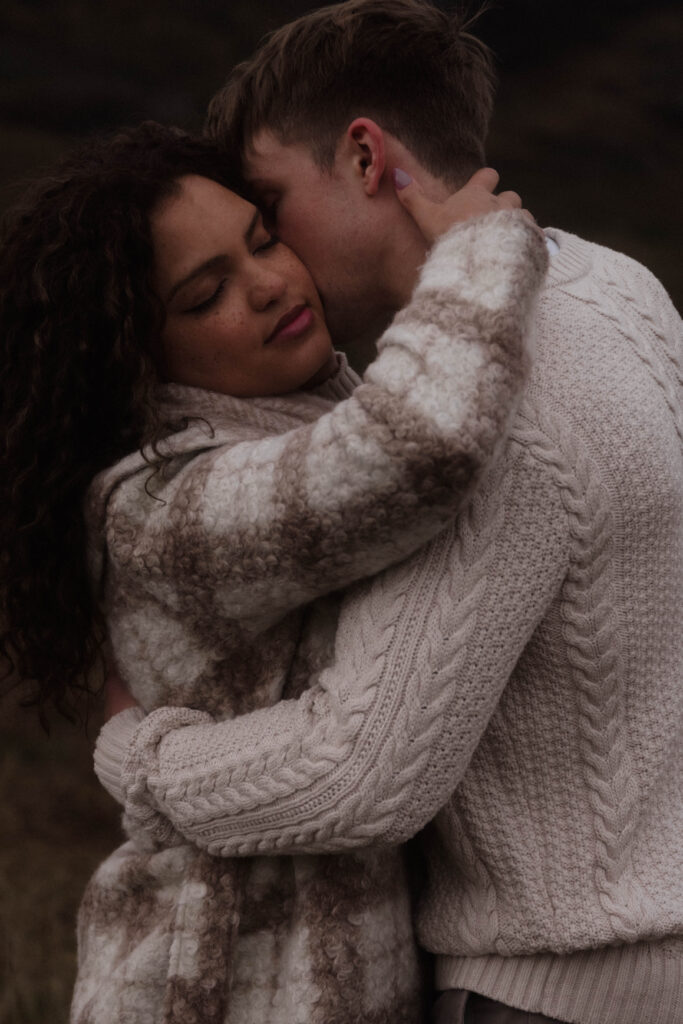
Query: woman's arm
xmin=96 ymin=208 xmax=547 ymax=628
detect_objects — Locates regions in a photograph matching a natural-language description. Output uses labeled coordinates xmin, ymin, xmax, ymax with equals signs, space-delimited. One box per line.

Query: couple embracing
xmin=1 ymin=2 xmax=680 ymax=1023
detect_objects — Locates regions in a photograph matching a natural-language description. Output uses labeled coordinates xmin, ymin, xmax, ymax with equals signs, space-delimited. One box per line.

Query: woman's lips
xmin=265 ymin=304 xmax=314 ymax=344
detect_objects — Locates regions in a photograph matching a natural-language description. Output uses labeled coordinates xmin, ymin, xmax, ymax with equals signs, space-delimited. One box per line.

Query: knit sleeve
xmin=104 ymin=437 xmax=571 ymax=853
xmin=102 ymin=211 xmax=547 ymax=626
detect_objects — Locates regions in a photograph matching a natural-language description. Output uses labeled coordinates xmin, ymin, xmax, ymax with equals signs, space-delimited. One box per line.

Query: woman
xmin=0 ymin=122 xmax=546 ymax=1023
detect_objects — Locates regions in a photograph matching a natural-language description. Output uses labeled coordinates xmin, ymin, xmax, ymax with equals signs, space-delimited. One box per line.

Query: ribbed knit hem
xmin=543 ymin=228 xmax=592 ymax=289
xmin=310 ymin=351 xmax=361 ymax=401
xmin=436 ymin=941 xmax=683 ymax=1024
xmin=94 ymin=706 xmax=146 ymax=805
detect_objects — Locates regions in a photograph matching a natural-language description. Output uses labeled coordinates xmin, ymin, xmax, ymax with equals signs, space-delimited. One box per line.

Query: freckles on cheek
xmin=280 ymin=243 xmax=317 ymax=294
xmin=207 ymin=316 xmax=249 ymax=364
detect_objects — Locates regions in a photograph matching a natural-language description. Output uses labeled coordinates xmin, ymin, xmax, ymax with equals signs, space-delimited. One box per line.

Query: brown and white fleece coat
xmin=71 ymin=212 xmax=547 ymax=1024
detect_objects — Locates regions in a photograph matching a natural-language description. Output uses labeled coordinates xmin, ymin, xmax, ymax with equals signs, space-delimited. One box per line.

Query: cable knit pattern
xmin=502 ymin=410 xmax=642 ymax=941
xmin=74 ymin=211 xmax=546 ymax=1024
xmin=98 ymin=228 xmax=683 ymax=1024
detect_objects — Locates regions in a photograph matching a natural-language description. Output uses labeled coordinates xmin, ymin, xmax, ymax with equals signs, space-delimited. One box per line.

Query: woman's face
xmin=150 ymin=174 xmax=336 ymax=397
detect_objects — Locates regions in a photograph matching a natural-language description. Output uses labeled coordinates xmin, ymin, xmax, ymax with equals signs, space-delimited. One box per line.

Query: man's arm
xmin=99 ymin=430 xmax=570 ymax=853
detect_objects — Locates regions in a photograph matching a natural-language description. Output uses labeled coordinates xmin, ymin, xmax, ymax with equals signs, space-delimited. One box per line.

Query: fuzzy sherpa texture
xmin=73 ymin=211 xmax=547 ymax=1024
xmin=97 ymin=229 xmax=683 ymax=1024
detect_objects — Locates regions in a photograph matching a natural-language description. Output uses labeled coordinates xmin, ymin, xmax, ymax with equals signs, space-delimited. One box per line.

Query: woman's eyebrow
xmin=166 ymin=210 xmax=262 ymax=304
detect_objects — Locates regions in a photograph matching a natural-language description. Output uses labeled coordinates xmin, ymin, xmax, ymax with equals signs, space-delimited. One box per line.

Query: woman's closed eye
xmin=181 ymin=229 xmax=278 ymax=315
xmin=185 ymin=279 xmax=227 ymax=316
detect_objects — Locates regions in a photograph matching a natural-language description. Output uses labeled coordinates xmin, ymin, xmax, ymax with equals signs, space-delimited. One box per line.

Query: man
xmin=99 ymin=2 xmax=682 ymax=1021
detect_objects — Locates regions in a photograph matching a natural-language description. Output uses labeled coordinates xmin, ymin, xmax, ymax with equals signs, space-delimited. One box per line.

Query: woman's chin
xmin=302 ymin=350 xmax=338 ymax=389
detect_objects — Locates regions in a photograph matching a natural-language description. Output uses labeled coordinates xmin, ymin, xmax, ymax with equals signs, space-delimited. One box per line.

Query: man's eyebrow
xmin=166 ymin=209 xmax=261 ymax=304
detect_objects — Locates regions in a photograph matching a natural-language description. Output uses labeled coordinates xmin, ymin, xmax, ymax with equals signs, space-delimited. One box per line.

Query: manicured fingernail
xmin=392 ymin=168 xmax=412 ymax=190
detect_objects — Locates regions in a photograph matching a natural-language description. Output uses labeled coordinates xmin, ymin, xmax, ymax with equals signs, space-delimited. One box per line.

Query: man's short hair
xmin=207 ymin=0 xmax=496 ymax=187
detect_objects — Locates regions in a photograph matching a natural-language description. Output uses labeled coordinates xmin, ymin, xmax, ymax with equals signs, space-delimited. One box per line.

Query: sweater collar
xmin=154 ymin=351 xmax=360 ymax=433
xmin=542 ymin=227 xmax=594 ymax=288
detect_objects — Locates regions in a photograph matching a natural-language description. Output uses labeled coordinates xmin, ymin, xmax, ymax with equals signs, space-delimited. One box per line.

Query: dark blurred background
xmin=1 ymin=1 xmax=681 ymax=1020
xmin=1 ymin=0 xmax=681 ymax=302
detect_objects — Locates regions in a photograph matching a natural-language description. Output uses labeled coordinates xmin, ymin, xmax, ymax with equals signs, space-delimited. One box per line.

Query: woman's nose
xmin=247 ymin=266 xmax=287 ymax=310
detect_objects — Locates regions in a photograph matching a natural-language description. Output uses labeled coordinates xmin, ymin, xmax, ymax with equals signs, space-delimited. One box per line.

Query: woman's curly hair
xmin=0 ymin=121 xmax=239 ymax=721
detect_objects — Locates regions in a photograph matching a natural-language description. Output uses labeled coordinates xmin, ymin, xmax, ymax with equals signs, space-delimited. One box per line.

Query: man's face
xmin=243 ymin=129 xmax=398 ymax=354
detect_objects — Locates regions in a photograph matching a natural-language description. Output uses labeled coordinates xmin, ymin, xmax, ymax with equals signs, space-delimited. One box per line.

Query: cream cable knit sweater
xmin=97 ymin=228 xmax=683 ymax=1024
xmin=76 ymin=211 xmax=546 ymax=1024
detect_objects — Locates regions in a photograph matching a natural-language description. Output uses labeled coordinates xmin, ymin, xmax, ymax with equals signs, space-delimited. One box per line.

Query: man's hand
xmin=104 ymin=664 xmax=140 ymax=722
xmin=392 ymin=166 xmax=536 ymax=244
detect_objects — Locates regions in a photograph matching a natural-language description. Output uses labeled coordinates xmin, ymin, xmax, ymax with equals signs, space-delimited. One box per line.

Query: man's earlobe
xmin=346 ymin=117 xmax=386 ymax=196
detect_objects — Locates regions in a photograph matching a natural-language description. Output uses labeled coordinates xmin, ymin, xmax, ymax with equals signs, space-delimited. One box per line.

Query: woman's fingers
xmin=467 ymin=166 xmax=500 ymax=194
xmin=497 ymin=190 xmax=523 ymax=209
xmin=392 ymin=166 xmax=527 ymax=244
xmin=392 ymin=170 xmax=440 ymax=239
xmin=392 ymin=168 xmax=423 ymax=205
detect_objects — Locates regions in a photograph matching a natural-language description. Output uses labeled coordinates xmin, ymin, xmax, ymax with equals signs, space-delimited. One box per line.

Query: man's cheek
xmin=305 ymin=254 xmax=332 ymax=306
xmin=276 ymin=217 xmax=304 ymax=258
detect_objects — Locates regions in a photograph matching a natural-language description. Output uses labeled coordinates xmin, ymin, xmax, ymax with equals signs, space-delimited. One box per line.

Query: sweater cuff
xmin=94 ymin=706 xmax=147 ymax=805
xmin=119 ymin=706 xmax=215 ymax=850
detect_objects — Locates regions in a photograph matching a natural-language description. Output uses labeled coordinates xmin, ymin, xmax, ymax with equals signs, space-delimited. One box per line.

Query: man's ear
xmin=344 ymin=117 xmax=386 ymax=196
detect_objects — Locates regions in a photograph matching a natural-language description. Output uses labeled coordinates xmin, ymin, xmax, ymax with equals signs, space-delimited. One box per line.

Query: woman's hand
xmin=392 ymin=166 xmax=536 ymax=244
xmin=104 ymin=664 xmax=140 ymax=722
